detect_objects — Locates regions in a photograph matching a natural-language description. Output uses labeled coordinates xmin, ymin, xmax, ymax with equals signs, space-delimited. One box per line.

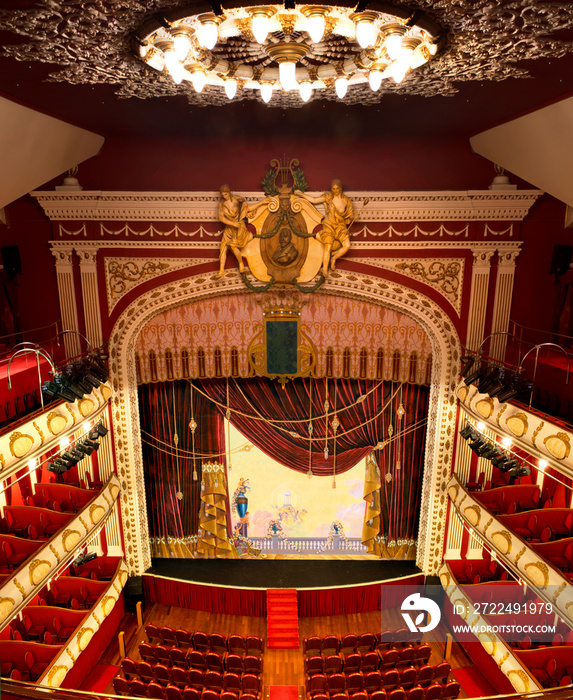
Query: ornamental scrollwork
xmin=1 ymin=1 xmax=573 ymax=106
xmin=108 ymin=260 xmax=170 ymax=298
xmin=395 ymin=261 xmax=461 ymax=301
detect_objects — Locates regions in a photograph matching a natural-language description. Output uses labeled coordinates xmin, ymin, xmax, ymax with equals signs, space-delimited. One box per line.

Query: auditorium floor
xmin=101 ymin=603 xmax=477 ymax=699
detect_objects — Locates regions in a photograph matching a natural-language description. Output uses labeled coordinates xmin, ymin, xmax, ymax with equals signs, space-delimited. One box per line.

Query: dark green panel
xmin=266 ymin=320 xmax=298 ymax=375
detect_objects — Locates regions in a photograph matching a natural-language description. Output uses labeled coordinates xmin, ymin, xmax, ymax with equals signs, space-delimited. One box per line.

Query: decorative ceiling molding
xmin=353 ymin=256 xmax=464 ymax=314
xmin=1 ymin=1 xmax=573 ymax=106
xmin=32 ymin=189 xmax=542 ymax=221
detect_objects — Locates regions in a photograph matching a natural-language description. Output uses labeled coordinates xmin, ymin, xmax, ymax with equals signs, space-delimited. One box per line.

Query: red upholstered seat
xmin=187 ymin=668 xmax=205 ymax=688
xmin=121 ymin=657 xmax=138 ymax=680
xmin=155 ymin=663 xmax=172 ymax=685
xmin=377 ymin=631 xmax=393 ymax=650
xmin=324 ymin=654 xmax=343 ymax=675
xmin=349 ymin=692 xmax=367 ymax=700
xmin=166 ymin=685 xmax=183 ymax=700
xmin=380 ymin=650 xmax=399 ymax=670
xmin=340 ymin=634 xmax=358 ymax=656
xmin=130 ymin=678 xmax=149 ymax=697
xmin=200 ymin=690 xmax=218 ymax=700
xmin=322 ymin=634 xmax=340 ymax=656
xmin=137 ymin=660 xmax=156 ymax=683
xmin=244 ymin=655 xmax=262 ymax=675
xmin=364 ymin=671 xmax=382 ymax=694
xmin=226 ymin=654 xmax=244 ymax=674
xmin=369 ymin=691 xmax=388 ymax=700
xmin=413 ymin=645 xmax=431 ymax=665
xmin=148 ymin=681 xmax=166 ymax=699
xmin=406 ymin=687 xmax=424 ymax=700
xmin=343 ymin=654 xmax=362 ymax=673
xmin=357 ymin=633 xmax=375 ymax=654
xmin=192 ymin=631 xmax=209 ymax=652
xmin=441 ymin=681 xmax=461 ymax=699
xmin=242 ymin=673 xmax=261 ymax=694
xmin=327 ymin=673 xmax=346 ymax=694
xmin=209 ymin=632 xmax=228 ymax=654
xmin=346 ymin=673 xmax=364 ymax=694
xmin=381 ymin=670 xmax=399 ymax=690
xmin=432 ymin=661 xmax=451 ymax=683
xmin=399 ymin=667 xmax=417 ymax=690
xmin=113 ymin=676 xmax=131 ymax=696
xmin=188 ymin=650 xmax=207 ymax=670
xmin=161 ymin=626 xmax=178 ymax=647
xmin=228 ymin=634 xmax=246 ymax=656
xmin=423 ymin=684 xmax=442 ymax=700
xmin=397 ymin=648 xmax=415 ymax=666
xmin=146 ymin=623 xmax=162 ymax=643
xmin=183 ymin=688 xmax=200 ymax=700
xmin=175 ymin=628 xmax=193 ymax=649
xmin=304 ymin=636 xmax=322 ymax=657
xmin=155 ymin=645 xmax=173 ymax=665
xmin=170 ymin=646 xmax=188 ymax=667
xmin=361 ymin=651 xmax=380 ymax=673
xmin=206 ymin=652 xmax=225 ymax=671
xmin=139 ymin=642 xmax=156 ymax=663
xmin=307 ymin=673 xmax=328 ymax=696
xmin=221 ymin=692 xmax=239 ymax=700
xmin=414 ymin=665 xmax=434 ymax=687
xmin=386 ymin=689 xmax=406 ymax=700
xmin=223 ymin=672 xmax=242 ymax=693
xmin=204 ymin=669 xmax=224 ymax=691
xmin=170 ymin=665 xmax=188 ymax=688
xmin=246 ymin=635 xmax=264 ymax=656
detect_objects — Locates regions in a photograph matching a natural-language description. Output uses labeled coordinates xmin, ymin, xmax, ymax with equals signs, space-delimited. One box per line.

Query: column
xmin=76 ymin=247 xmax=103 ymax=348
xmin=445 ymin=410 xmax=473 ymax=558
xmin=489 ymin=249 xmax=520 ymax=360
xmin=50 ymin=246 xmax=81 ymax=358
xmin=465 ymin=249 xmax=495 ymax=352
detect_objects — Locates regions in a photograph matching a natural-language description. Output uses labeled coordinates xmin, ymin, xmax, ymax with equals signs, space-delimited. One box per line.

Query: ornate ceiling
xmin=0 ymin=0 xmax=572 ymax=108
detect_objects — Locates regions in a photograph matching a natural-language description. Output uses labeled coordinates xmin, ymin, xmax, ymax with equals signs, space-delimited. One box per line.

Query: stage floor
xmin=146 ymin=557 xmax=421 ymax=588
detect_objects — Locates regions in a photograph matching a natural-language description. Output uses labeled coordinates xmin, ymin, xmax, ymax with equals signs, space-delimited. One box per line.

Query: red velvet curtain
xmin=197 ymin=377 xmax=411 ymax=476
xmin=376 ymin=382 xmax=429 ymax=544
xmin=139 ymin=380 xmax=227 ymax=545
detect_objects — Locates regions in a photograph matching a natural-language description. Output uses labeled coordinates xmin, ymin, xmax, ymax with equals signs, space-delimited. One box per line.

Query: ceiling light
xmin=369 ymin=70 xmax=383 ymax=92
xmin=335 ymin=77 xmax=348 ymax=98
xmin=171 ymin=27 xmax=192 ymax=61
xmin=477 ymin=422 xmax=485 ymax=431
xmin=384 ymin=24 xmax=407 ymax=61
xmin=225 ymin=79 xmax=237 ymax=99
xmin=190 ymin=70 xmax=206 ymax=92
xmin=299 ymin=82 xmax=313 ymax=102
xmin=302 ymin=6 xmax=327 ymax=44
xmin=260 ymin=83 xmax=273 ymax=103
xmin=138 ymin=5 xmax=442 ymax=104
xmin=251 ymin=8 xmax=274 ymax=44
xmin=197 ymin=14 xmax=220 ymax=50
xmin=353 ymin=12 xmax=378 ymax=49
xmin=502 ymin=437 xmax=512 ymax=447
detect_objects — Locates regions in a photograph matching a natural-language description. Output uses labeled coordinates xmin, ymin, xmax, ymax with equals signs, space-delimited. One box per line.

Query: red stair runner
xmin=266 ymin=589 xmax=299 ymax=648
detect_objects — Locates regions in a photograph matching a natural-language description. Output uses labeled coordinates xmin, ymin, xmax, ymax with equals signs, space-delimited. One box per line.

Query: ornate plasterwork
xmin=439 ymin=563 xmax=541 ymax=694
xmin=447 ymin=476 xmax=573 ymax=632
xmin=457 ymin=381 xmax=573 ymax=480
xmin=353 ymin=257 xmax=464 ymax=314
xmin=2 ymin=1 xmax=573 ymax=107
xmin=104 ymin=257 xmax=214 ymax=313
xmin=108 ymin=268 xmax=459 ymax=576
xmin=32 ymin=190 xmax=542 ymax=222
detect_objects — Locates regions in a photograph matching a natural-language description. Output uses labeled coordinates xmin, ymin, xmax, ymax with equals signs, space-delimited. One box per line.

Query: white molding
xmin=32 ymin=190 xmax=543 ymax=222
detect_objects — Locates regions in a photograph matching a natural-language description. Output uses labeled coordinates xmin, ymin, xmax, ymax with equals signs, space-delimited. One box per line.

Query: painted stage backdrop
xmin=227 ymin=423 xmax=369 ymax=557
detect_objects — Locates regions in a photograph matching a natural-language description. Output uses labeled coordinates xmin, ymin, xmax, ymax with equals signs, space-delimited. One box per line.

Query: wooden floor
xmin=101 ymin=603 xmax=477 ymax=698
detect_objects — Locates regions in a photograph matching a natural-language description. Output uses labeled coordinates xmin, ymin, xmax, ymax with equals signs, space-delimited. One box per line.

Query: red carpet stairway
xmin=266 ymin=589 xmax=299 ymax=648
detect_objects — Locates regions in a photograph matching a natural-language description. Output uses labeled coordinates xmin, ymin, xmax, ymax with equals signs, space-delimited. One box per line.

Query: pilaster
xmin=76 ymin=247 xmax=103 ymax=348
xmin=465 ymin=249 xmax=495 ymax=352
xmin=489 ymin=249 xmax=520 ymax=360
xmin=50 ymin=246 xmax=81 ymax=358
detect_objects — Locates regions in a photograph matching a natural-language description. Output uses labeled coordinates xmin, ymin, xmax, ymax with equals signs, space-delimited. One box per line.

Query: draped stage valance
xmin=134 ymin=293 xmax=432 ymax=385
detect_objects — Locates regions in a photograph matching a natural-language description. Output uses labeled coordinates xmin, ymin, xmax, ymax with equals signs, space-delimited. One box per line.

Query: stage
xmin=146 ymin=557 xmax=420 ymax=589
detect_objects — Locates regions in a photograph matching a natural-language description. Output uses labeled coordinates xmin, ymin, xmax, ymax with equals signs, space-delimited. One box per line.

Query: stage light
xmin=539 ymin=459 xmax=548 ymax=471
xmin=89 ymin=422 xmax=108 ymax=439
xmin=480 ymin=443 xmax=502 ymax=460
xmin=73 ymin=551 xmax=98 ymax=567
xmin=469 ymin=436 xmax=486 ymax=455
xmin=508 ymin=464 xmax=530 ymax=479
xmin=491 ymin=454 xmax=510 ymax=468
xmin=463 ymin=366 xmax=482 ymax=386
xmin=502 ymin=437 xmax=512 ymax=447
xmin=477 ymin=422 xmax=485 ymax=431
xmin=460 ymin=424 xmax=477 ymax=440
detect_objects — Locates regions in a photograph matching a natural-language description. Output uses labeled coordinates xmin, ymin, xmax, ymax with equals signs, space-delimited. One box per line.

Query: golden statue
xmin=217 ymin=185 xmax=252 ymax=277
xmin=295 ymin=179 xmax=354 ymax=275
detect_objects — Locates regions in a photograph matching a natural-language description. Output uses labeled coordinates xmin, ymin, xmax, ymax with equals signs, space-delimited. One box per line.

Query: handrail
xmin=6 ymin=348 xmax=56 ymax=409
xmin=519 ymin=342 xmax=571 ymax=388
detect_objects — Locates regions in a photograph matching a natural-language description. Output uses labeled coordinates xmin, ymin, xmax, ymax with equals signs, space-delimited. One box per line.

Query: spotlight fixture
xmin=460 ymin=355 xmax=478 ymax=378
xmin=42 ymin=347 xmax=109 ymax=405
xmin=89 ymin=422 xmax=108 ymax=439
xmin=459 ymin=424 xmax=478 ymax=440
xmin=508 ymin=465 xmax=530 ymax=479
xmin=134 ymin=4 xmax=443 ymax=104
xmin=480 ymin=444 xmax=502 ymax=460
xmin=73 ymin=552 xmax=98 ymax=567
xmin=491 ymin=454 xmax=510 ymax=469
xmin=478 ymin=365 xmax=506 ymax=396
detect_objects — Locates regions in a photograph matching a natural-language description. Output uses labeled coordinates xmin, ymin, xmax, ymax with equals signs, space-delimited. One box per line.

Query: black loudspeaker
xmin=1 ymin=246 xmax=21 ymax=275
xmin=550 ymin=244 xmax=572 ymax=276
xmin=126 ymin=575 xmax=144 ymax=613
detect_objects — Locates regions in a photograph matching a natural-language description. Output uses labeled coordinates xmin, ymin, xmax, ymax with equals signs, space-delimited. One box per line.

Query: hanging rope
xmin=307 ymin=377 xmax=313 ymax=479
xmin=172 ymin=382 xmax=183 ymax=500
xmin=189 ymin=379 xmax=198 ymax=481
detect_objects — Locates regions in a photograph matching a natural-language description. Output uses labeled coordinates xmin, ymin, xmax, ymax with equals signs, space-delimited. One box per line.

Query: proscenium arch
xmin=108 ymin=269 xmax=460 ymax=576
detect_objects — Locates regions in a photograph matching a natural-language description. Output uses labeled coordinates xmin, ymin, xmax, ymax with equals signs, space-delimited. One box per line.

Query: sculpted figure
xmin=295 ymin=179 xmax=354 ymax=275
xmin=217 ymin=185 xmax=270 ymax=277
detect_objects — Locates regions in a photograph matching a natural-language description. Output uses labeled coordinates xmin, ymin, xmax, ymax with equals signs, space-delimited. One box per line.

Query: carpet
xmin=270 ymin=686 xmax=299 ymax=700
xmin=78 ymin=664 xmax=119 ymax=693
xmin=267 ymin=589 xmax=299 ymax=648
xmin=453 ymin=666 xmax=497 ymax=698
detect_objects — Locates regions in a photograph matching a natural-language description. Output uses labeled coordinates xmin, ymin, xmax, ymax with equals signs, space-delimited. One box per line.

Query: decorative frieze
xmin=32 ymin=190 xmax=542 ymax=222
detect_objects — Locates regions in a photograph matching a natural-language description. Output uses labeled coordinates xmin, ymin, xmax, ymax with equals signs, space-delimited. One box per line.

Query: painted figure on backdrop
xmin=295 ymin=179 xmax=354 ymax=275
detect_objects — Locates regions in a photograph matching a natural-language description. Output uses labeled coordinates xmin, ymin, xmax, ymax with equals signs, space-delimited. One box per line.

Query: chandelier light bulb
xmin=429 ymin=42 xmax=438 ymax=55
xmin=251 ymin=13 xmax=270 ymax=44
xmin=279 ymin=61 xmax=297 ymax=91
xmin=369 ymin=69 xmax=383 ymax=91
xmin=198 ymin=21 xmax=218 ymax=50
xmin=299 ymin=82 xmax=313 ymax=102
xmin=384 ymin=26 xmax=406 ymax=61
xmin=173 ymin=33 xmax=191 ymax=62
xmin=335 ymin=77 xmax=348 ymax=98
xmin=356 ymin=20 xmax=377 ymax=49
xmin=260 ymin=83 xmax=273 ymax=103
xmin=307 ymin=14 xmax=326 ymax=43
xmin=225 ymin=79 xmax=237 ymax=99
xmin=191 ymin=70 xmax=206 ymax=92
xmin=390 ymin=58 xmax=409 ymax=84
xmin=164 ymin=50 xmax=184 ymax=84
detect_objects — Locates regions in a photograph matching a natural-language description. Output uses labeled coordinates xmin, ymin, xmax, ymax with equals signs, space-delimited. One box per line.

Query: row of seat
xmin=308 ymin=682 xmax=460 ymax=700
xmin=307 ymin=663 xmax=451 ymax=696
xmin=303 ymin=631 xmax=422 ymax=658
xmin=125 ymin=660 xmax=261 ymax=693
xmin=113 ymin=678 xmax=259 ymax=700
xmin=306 ymin=645 xmax=432 ymax=676
xmin=139 ymin=643 xmax=263 ymax=674
xmin=146 ymin=626 xmax=264 ymax=656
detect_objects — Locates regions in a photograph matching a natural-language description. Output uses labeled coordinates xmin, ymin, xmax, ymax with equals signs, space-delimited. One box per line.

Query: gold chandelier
xmin=134 ymin=3 xmax=442 ymax=104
